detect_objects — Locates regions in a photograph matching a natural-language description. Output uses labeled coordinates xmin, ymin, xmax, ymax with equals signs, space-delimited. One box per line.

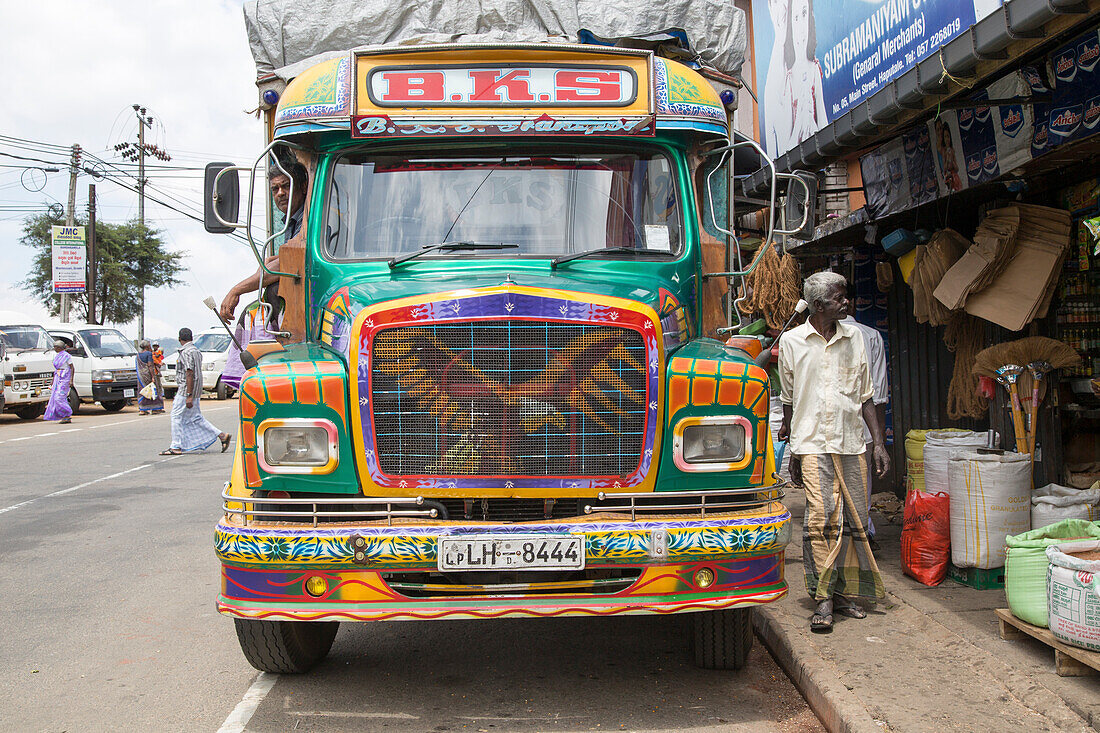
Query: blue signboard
xmin=751 ymin=0 xmax=1003 ymax=158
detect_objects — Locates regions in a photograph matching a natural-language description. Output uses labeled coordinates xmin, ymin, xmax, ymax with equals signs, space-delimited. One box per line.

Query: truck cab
xmin=45 ymin=323 xmax=139 ymax=413
xmin=0 ymin=321 xmax=56 ymax=420
xmin=208 ymin=44 xmax=790 ymax=674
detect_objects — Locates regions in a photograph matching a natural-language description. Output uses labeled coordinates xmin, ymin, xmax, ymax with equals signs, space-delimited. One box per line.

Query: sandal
xmin=220 ymin=434 xmax=232 ymax=453
xmin=810 ymin=599 xmax=834 ymax=633
xmin=834 ymin=595 xmax=867 ymax=619
xmin=159 ymin=448 xmax=183 ymax=455
xmin=810 ymin=611 xmax=834 ymax=633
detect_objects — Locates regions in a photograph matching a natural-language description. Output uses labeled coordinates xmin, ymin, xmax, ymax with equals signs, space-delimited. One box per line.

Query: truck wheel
xmin=233 ymin=618 xmax=339 ymax=674
xmin=693 ymin=607 xmax=754 ymax=670
xmin=164 ymin=388 xmax=176 ymax=399
xmin=68 ymin=387 xmax=81 ymax=415
xmin=14 ymin=404 xmax=46 ymax=420
xmin=101 ymin=399 xmax=126 ymax=413
xmin=216 ymin=379 xmax=228 ymax=400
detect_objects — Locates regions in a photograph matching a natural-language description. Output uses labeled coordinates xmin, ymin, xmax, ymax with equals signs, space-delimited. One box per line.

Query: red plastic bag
xmin=901 ymin=490 xmax=950 ymax=586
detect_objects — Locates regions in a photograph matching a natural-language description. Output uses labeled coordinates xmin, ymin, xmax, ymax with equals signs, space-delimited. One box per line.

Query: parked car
xmin=162 ymin=328 xmax=234 ymax=399
xmin=0 ymin=318 xmax=56 ymax=420
xmin=45 ymin=322 xmax=139 ymax=413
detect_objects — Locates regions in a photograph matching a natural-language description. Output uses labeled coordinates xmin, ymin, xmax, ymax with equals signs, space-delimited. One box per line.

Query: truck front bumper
xmin=215 ymin=501 xmax=791 ymax=622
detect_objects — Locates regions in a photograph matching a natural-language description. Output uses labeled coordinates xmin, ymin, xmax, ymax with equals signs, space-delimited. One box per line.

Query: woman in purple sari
xmin=44 ymin=340 xmax=74 ymax=423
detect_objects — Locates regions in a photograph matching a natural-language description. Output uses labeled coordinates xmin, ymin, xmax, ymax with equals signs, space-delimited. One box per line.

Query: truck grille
xmin=26 ymin=374 xmax=54 ymax=389
xmin=370 ymin=322 xmax=649 ymax=478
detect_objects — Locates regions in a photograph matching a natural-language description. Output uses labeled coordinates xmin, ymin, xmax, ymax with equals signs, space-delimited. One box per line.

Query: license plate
xmin=124 ymin=388 xmax=135 ymax=397
xmin=437 ymin=534 xmax=585 ymax=571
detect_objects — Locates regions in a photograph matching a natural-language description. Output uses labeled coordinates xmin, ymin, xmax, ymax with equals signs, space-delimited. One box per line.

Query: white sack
xmin=923 ymin=430 xmax=989 ymax=495
xmin=947 ymin=450 xmax=1031 ymax=569
xmin=1032 ymin=483 xmax=1100 ymax=528
xmin=1046 ymin=540 xmax=1100 ymax=652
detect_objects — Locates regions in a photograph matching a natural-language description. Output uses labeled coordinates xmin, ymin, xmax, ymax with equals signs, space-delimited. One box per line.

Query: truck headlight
xmin=673 ymin=416 xmax=751 ymax=472
xmin=202 ymin=362 xmax=217 ymax=371
xmin=92 ymin=369 xmax=113 ymax=383
xmin=258 ymin=419 xmax=338 ymax=474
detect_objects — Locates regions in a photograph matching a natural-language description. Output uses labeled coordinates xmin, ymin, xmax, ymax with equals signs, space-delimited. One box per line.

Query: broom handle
xmin=1008 ymin=382 xmax=1029 ymax=454
xmin=1027 ymin=378 xmax=1040 ymax=456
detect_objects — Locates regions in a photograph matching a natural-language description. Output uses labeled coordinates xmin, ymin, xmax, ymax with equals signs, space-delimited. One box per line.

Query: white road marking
xmin=217 ymin=672 xmax=277 ymax=733
xmin=0 ymin=456 xmax=179 ymax=515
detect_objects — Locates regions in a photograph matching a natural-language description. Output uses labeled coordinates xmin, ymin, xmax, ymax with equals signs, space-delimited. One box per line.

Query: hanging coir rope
xmin=944 ymin=312 xmax=989 ymax=420
xmin=736 ymin=245 xmax=802 ymax=329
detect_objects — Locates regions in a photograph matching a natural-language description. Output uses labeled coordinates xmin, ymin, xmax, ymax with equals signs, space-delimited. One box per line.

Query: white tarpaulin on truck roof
xmin=243 ymin=0 xmax=748 ymax=82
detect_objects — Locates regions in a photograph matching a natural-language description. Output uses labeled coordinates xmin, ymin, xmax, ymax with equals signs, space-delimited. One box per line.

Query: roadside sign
xmin=51 ymin=225 xmax=86 ymax=293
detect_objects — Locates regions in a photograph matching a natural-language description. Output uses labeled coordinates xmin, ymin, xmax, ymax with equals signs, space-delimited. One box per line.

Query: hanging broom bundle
xmin=736 ymin=245 xmax=802 ymax=329
xmin=972 ymin=336 xmax=1082 ymax=454
xmin=944 ymin=313 xmax=988 ymax=420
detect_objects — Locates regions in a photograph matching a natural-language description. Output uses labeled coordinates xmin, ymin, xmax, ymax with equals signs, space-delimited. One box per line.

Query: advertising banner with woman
xmin=751 ymin=0 xmax=1003 ymax=158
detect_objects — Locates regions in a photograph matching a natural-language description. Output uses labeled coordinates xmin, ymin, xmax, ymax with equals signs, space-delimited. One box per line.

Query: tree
xmin=19 ymin=213 xmax=183 ymax=324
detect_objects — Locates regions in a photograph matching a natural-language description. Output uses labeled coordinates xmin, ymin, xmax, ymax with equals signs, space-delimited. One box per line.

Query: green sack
xmin=1004 ymin=519 xmax=1100 ymax=627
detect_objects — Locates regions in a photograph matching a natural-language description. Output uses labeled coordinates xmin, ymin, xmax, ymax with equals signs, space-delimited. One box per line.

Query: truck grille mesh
xmin=370 ymin=322 xmax=648 ymax=478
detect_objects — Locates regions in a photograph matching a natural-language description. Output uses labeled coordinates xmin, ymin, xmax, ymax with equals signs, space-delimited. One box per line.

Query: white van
xmin=0 ymin=321 xmax=57 ymax=420
xmin=162 ymin=328 xmax=234 ymax=399
xmin=45 ymin=323 xmax=139 ymax=413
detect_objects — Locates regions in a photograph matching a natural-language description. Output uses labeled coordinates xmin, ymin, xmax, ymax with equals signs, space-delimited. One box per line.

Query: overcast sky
xmin=0 ymin=0 xmax=265 ymax=340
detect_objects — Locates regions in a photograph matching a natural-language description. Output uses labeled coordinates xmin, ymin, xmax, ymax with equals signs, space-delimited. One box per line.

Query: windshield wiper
xmin=551 ymin=246 xmax=660 ymax=269
xmin=388 ymin=241 xmax=519 ymax=268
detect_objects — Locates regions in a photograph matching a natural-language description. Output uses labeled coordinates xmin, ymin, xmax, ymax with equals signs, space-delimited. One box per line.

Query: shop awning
xmin=743 ymin=0 xmax=1100 ymax=198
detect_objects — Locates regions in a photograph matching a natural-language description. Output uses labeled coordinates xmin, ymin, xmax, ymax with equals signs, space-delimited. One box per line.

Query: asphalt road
xmin=1 ymin=399 xmax=821 ymax=733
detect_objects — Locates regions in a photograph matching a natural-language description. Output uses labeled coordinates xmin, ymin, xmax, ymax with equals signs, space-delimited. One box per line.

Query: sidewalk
xmin=756 ymin=489 xmax=1100 ymax=733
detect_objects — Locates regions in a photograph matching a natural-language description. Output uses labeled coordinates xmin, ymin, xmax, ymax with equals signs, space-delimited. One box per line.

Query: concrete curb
xmin=754 ymin=606 xmax=883 ymax=733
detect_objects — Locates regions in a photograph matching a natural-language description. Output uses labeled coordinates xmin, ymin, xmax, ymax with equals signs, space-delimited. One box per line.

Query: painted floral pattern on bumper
xmin=215 ymin=503 xmax=791 ymax=567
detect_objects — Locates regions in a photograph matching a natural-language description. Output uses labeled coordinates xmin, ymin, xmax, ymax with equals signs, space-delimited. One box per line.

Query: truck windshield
xmin=193 ymin=333 xmax=231 ymax=352
xmin=78 ymin=329 xmax=136 ymax=357
xmin=0 ymin=325 xmax=53 ymax=351
xmin=324 ymin=147 xmax=683 ymax=260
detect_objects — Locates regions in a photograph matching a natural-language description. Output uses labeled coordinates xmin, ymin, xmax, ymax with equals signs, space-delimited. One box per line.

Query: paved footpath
xmin=757 ymin=488 xmax=1100 ymax=733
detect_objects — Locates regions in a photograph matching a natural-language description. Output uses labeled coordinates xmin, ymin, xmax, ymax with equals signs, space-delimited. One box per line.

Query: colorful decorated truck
xmin=208 ymin=9 xmax=794 ymax=674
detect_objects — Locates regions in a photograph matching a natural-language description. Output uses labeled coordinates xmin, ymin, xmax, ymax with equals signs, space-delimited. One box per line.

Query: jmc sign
xmin=366 ymin=65 xmax=638 ymax=107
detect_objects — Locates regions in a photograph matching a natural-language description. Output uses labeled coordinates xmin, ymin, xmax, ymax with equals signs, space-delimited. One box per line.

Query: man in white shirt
xmin=778 ymin=272 xmax=889 ymax=633
xmin=840 ymin=303 xmax=889 ymax=543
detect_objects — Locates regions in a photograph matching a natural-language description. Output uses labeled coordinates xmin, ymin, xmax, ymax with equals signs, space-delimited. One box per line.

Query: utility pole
xmin=114 ymin=105 xmax=169 ymax=341
xmin=87 ymin=184 xmax=97 ymax=325
xmin=61 ymin=143 xmax=82 ymax=324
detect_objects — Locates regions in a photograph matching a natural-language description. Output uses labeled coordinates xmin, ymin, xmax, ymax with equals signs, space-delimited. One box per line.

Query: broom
xmin=973 ymin=337 xmax=1082 ymax=454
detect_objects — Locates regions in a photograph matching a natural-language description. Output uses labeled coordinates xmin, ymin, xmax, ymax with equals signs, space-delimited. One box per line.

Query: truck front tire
xmin=68 ymin=387 xmax=81 ymax=415
xmin=101 ymin=399 xmax=126 ymax=413
xmin=233 ymin=618 xmax=339 ymax=674
xmin=693 ymin=607 xmax=754 ymax=670
xmin=216 ymin=379 xmax=228 ymax=400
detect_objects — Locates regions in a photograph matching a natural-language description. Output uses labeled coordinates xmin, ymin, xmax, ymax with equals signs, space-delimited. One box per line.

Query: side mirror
xmin=779 ymin=171 xmax=818 ymax=241
xmin=204 ymin=162 xmax=240 ymax=234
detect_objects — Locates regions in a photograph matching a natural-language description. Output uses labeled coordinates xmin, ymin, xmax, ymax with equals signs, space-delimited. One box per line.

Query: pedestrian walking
xmin=161 ymin=327 xmax=231 ymax=455
xmin=136 ymin=340 xmax=165 ymax=415
xmin=43 ymin=339 xmax=74 ymax=424
xmin=777 ymin=271 xmax=889 ymax=633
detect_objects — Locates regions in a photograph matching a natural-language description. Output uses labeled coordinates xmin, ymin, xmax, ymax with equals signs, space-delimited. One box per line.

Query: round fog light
xmin=304 ymin=575 xmax=328 ymax=598
xmin=694 ymin=567 xmax=716 ymax=589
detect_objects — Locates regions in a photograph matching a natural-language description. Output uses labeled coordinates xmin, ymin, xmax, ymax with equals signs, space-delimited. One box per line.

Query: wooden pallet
xmin=995 ymin=608 xmax=1100 ymax=677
